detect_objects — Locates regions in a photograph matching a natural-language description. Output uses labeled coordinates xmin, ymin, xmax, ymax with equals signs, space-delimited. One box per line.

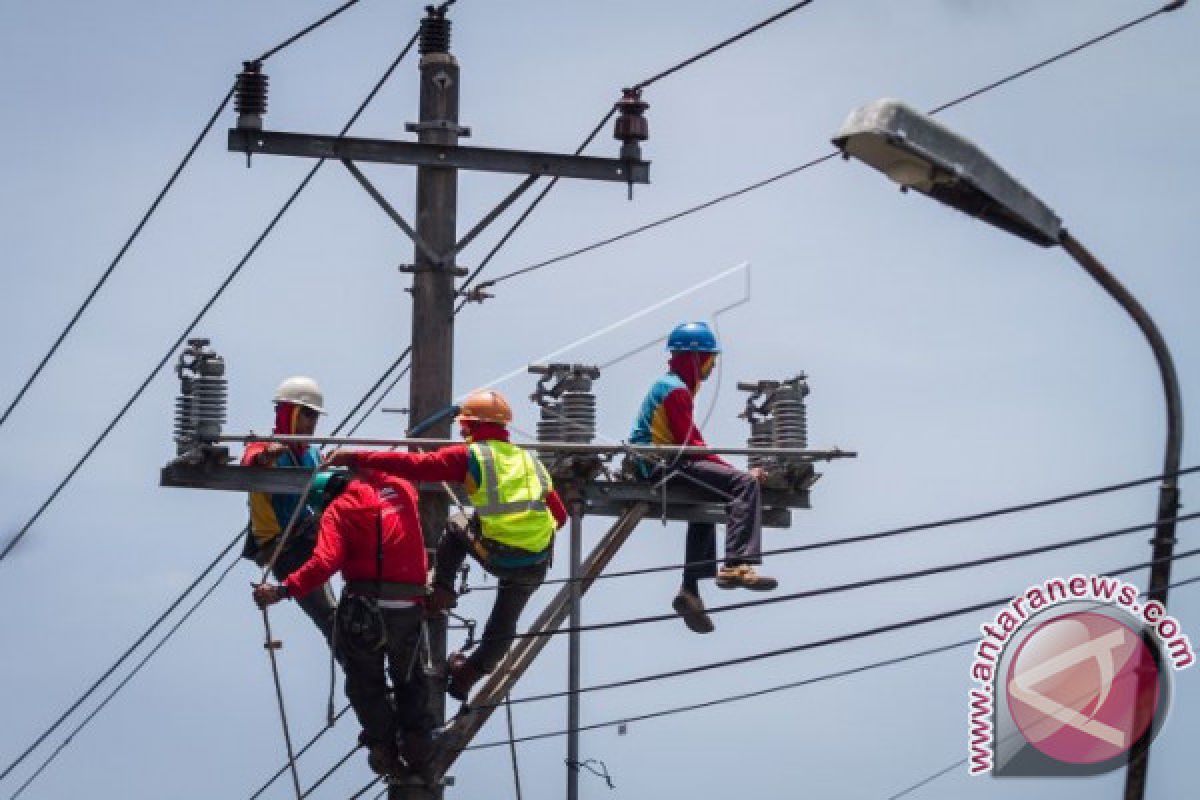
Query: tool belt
xmin=344 ymin=580 xmax=429 ymax=600
xmin=471 ymin=533 xmax=552 ymax=571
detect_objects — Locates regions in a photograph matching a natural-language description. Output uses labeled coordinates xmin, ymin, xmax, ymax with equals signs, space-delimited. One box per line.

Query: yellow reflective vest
xmin=467 ymin=440 xmax=556 ymax=553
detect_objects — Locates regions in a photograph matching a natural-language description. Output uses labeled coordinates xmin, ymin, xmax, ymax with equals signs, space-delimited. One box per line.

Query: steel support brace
xmin=229 ymin=128 xmax=650 ymax=183
xmin=341 ymin=159 xmax=440 ymax=263
xmin=428 ymin=503 xmax=649 ymax=779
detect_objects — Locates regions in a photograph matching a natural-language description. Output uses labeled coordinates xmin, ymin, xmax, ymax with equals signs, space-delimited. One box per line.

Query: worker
xmin=252 ymin=468 xmax=436 ymax=781
xmin=629 ymin=322 xmax=776 ymax=634
xmin=326 ymin=389 xmax=567 ymax=702
xmin=241 ymin=376 xmax=336 ymax=643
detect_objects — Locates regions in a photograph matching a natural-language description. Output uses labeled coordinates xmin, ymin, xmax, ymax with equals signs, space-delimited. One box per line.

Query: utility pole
xmin=406 ymin=13 xmax=460 ymax=797
xmin=228 ymin=4 xmax=652 ymax=794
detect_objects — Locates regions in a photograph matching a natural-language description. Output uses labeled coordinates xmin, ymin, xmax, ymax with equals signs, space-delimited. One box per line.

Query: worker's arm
xmin=660 ymin=387 xmax=730 ymax=466
xmin=281 ymin=501 xmax=348 ymax=599
xmin=242 ymin=441 xmax=289 ymax=467
xmin=546 ymin=488 xmax=568 ymax=529
xmin=331 ymin=446 xmax=469 ymax=483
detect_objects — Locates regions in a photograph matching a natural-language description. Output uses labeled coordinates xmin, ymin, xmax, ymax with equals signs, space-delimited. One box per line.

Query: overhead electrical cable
xmin=467 ymin=464 xmax=1200 ymax=591
xmin=314 ymin=557 xmax=1199 ymax=775
xmin=460 ymin=557 xmax=1200 ymax=751
xmin=632 ymin=1 xmax=814 ymax=90
xmin=478 ymin=2 xmax=1183 ymax=291
xmin=0 ymin=29 xmax=419 ymax=564
xmin=455 ymin=0 xmax=820 ymax=304
xmin=881 ymin=581 xmax=1200 ymax=800
xmin=8 ymin=558 xmax=241 ymax=799
xmin=505 ymin=512 xmax=1200 ymax=640
xmin=0 ymin=30 xmax=424 ymax=791
xmin=0 ymin=531 xmax=242 ymax=784
xmin=0 ymin=0 xmax=369 ymax=435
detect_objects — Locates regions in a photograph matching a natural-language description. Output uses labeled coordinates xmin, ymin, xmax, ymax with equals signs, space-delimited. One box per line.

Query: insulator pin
xmin=419 ymin=8 xmax=452 ymax=55
xmin=613 ymin=88 xmax=649 ymax=160
xmin=234 ymin=61 xmax=268 ymax=130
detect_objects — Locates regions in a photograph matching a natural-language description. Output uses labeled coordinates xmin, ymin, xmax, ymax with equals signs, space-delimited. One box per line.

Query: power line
xmin=453 ymin=109 xmax=616 ymax=308
xmin=477 ymin=3 xmax=1180 ymax=291
xmin=0 ymin=530 xmax=243 ymax=784
xmin=0 ymin=30 xmax=419 ymax=564
xmin=468 ymin=464 xmax=1200 ymax=592
xmin=633 ymin=1 xmax=814 ymax=90
xmin=0 ymin=0 xmax=370 ymax=435
xmin=461 ymin=557 xmax=1200 ymax=751
xmin=255 ymin=0 xmax=367 ymax=62
xmin=884 ymin=581 xmax=1200 ymax=800
xmin=504 ymin=512 xmax=1200 ymax=641
xmin=9 ymin=556 xmax=241 ymax=799
xmin=0 ymin=32 xmax=424 ymax=790
xmin=453 ymin=0 xmax=820 ymax=304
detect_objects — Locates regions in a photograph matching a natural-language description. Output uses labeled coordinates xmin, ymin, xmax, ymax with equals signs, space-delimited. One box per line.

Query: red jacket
xmin=283 ymin=470 xmax=428 ymax=600
xmin=350 ymin=425 xmax=568 ymax=528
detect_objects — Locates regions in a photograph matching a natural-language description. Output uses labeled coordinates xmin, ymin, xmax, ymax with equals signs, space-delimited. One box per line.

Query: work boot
xmin=671 ymin=589 xmax=714 ymax=634
xmin=446 ymin=652 xmax=485 ymax=702
xmin=715 ymin=564 xmax=778 ymax=591
xmin=428 ymin=584 xmax=458 ymax=613
xmin=400 ymin=731 xmax=436 ymax=786
xmin=365 ymin=740 xmax=401 ymax=778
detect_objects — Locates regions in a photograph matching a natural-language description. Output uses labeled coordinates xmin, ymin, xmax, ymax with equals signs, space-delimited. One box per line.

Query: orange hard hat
xmin=457 ymin=390 xmax=513 ymax=425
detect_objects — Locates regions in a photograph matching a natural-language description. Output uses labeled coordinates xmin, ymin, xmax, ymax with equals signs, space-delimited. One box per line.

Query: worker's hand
xmin=323 ymin=449 xmax=355 ymax=468
xmin=748 ymin=467 xmax=768 ymax=485
xmin=254 ymin=443 xmax=289 ymax=466
xmin=253 ymin=582 xmax=285 ymax=609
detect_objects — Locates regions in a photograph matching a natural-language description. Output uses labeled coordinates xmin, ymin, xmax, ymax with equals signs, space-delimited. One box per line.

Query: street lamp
xmin=833 ymin=98 xmax=1182 ymax=799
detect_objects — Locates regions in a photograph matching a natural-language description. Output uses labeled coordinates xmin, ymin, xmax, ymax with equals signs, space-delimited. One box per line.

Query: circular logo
xmin=1005 ymin=611 xmax=1161 ymax=765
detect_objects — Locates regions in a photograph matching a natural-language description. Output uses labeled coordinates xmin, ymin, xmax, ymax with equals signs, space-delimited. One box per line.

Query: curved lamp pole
xmin=833 ymin=99 xmax=1182 ymax=800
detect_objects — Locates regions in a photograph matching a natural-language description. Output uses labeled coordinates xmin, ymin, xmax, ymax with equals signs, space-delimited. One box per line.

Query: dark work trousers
xmin=434 ymin=514 xmax=549 ymax=674
xmin=338 ymin=604 xmax=435 ymax=748
xmin=652 ymin=459 xmax=763 ymax=583
xmin=269 ymin=522 xmax=337 ymax=645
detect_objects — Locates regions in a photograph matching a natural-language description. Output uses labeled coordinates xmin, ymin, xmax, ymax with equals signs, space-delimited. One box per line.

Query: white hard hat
xmin=273 ymin=376 xmax=325 ymax=413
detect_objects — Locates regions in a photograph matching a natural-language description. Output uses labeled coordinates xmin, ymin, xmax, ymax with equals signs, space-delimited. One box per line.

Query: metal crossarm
xmin=228 ymin=129 xmax=650 ymax=183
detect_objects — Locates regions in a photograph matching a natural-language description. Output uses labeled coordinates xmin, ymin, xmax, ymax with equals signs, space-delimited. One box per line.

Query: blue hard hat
xmin=666 ymin=321 xmax=720 ymax=354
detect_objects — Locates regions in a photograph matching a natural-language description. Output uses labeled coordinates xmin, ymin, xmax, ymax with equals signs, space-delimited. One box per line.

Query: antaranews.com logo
xmin=967 ymin=574 xmax=1193 ymax=777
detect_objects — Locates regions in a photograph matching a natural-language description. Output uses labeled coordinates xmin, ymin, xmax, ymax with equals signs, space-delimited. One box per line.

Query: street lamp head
xmin=832 ymin=98 xmax=1063 ymax=247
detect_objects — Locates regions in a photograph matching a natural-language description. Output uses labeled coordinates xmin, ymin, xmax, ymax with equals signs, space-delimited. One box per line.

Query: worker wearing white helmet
xmin=240 ymin=375 xmax=336 ymax=644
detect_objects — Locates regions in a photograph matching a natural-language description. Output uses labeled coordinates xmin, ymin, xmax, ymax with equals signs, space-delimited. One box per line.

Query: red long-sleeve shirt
xmin=350 ymin=427 xmax=568 ymax=529
xmin=283 ymin=470 xmax=428 ymax=600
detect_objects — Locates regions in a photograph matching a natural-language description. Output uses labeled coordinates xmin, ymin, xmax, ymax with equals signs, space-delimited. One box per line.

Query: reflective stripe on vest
xmin=467 ymin=441 xmax=555 ymax=552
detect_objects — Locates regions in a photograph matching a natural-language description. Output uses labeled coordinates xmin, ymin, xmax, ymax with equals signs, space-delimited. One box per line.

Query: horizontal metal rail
xmin=212 ymin=433 xmax=856 ymax=461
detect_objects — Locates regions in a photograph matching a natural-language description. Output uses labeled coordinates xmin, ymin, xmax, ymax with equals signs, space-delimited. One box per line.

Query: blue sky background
xmin=1 ymin=1 xmax=1197 ymax=798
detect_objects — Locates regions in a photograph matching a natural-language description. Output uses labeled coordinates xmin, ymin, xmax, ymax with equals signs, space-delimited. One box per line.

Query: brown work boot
xmin=715 ymin=564 xmax=778 ymax=591
xmin=446 ymin=652 xmax=484 ymax=702
xmin=672 ymin=589 xmax=714 ymax=634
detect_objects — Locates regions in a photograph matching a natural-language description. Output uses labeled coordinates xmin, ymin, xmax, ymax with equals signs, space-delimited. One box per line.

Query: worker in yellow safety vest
xmin=327 ymin=389 xmax=567 ymax=702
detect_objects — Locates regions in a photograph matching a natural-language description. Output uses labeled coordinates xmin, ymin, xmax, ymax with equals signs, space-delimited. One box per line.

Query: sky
xmin=1 ymin=0 xmax=1198 ymax=798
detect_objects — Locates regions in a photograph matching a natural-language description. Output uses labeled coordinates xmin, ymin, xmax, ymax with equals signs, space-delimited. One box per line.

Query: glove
xmin=253 ymin=582 xmax=287 ymax=609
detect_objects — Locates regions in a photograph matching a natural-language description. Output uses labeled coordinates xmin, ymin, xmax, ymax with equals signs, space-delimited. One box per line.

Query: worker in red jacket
xmin=327 ymin=389 xmax=567 ymax=703
xmin=253 ymin=468 xmax=435 ymax=782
